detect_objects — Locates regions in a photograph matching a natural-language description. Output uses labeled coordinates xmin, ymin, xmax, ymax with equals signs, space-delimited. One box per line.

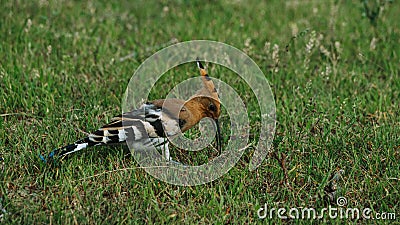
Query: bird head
xmin=182 ymin=60 xmax=222 ymax=152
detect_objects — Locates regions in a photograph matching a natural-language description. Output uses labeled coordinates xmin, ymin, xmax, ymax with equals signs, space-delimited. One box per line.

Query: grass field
xmin=1 ymin=0 xmax=399 ymax=224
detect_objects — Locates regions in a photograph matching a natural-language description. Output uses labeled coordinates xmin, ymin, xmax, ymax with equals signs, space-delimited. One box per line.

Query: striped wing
xmin=45 ymin=102 xmax=182 ymax=159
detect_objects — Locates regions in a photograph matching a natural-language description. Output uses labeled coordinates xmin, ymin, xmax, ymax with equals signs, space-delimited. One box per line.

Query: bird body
xmin=41 ymin=60 xmax=221 ymax=162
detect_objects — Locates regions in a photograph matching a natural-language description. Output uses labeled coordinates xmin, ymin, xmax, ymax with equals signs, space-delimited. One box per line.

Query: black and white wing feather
xmin=41 ymin=101 xmax=182 ymax=161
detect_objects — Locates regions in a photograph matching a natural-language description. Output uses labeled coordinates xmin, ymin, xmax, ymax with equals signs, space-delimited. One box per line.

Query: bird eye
xmin=209 ymin=103 xmax=216 ymax=112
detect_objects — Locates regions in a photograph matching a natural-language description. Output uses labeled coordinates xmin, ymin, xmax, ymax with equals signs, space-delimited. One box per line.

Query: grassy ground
xmin=1 ymin=0 xmax=399 ymax=224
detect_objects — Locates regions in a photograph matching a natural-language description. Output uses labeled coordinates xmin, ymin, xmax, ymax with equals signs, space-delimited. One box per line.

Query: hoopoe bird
xmin=40 ymin=60 xmax=221 ymax=163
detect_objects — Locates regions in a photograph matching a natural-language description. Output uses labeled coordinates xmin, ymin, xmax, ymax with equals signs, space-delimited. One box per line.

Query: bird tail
xmin=39 ymin=137 xmax=99 ymax=162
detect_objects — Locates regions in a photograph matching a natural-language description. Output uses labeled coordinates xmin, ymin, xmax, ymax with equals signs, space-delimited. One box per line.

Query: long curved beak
xmin=215 ymin=119 xmax=222 ymax=154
